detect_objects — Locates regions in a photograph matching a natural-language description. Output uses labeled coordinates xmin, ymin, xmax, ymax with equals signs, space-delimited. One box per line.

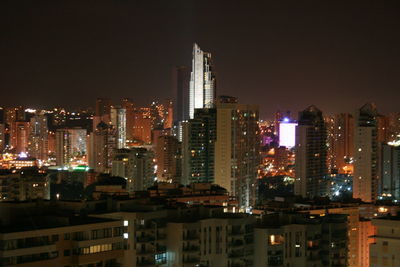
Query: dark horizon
xmin=1 ymin=0 xmax=399 ymax=119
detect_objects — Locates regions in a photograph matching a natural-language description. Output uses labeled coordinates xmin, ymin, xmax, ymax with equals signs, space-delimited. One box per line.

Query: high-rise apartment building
xmin=164 ymin=100 xmax=173 ymax=129
xmin=111 ymin=148 xmax=155 ymax=192
xmin=187 ymin=108 xmax=217 ymax=184
xmin=110 ymin=106 xmax=126 ymax=149
xmin=132 ymin=109 xmax=152 ymax=144
xmin=5 ymin=106 xmax=25 ymax=149
xmin=172 ymin=66 xmax=190 ymax=123
xmin=333 ymin=113 xmax=354 ymax=174
xmin=353 ymin=103 xmax=379 ymax=203
xmin=14 ymin=121 xmax=30 ymax=154
xmin=56 ymin=128 xmax=87 ymax=167
xmin=156 ymin=135 xmax=181 ymax=183
xmin=214 ymin=96 xmax=260 ymax=209
xmin=189 ymin=43 xmax=216 ymax=119
xmin=94 ymin=98 xmax=112 ymax=129
xmin=88 ymin=121 xmax=116 ymax=173
xmin=388 ymin=112 xmax=400 ymax=141
xmin=122 ymin=98 xmax=134 ymax=142
xmin=294 ymin=105 xmax=328 ymax=198
xmin=95 ymin=98 xmax=111 ymax=118
xmin=28 ymin=112 xmax=49 ymax=161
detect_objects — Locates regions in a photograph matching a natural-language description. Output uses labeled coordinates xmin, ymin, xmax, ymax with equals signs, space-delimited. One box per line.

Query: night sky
xmin=1 ymin=0 xmax=399 ymax=119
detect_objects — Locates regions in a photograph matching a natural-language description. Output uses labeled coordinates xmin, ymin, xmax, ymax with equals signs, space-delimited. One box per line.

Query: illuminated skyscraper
xmin=294 ymin=105 xmax=328 ymax=198
xmin=189 ymin=43 xmax=216 ymax=119
xmin=111 ymin=106 xmax=126 ymax=149
xmin=353 ymin=103 xmax=379 ymax=202
xmin=214 ymin=96 xmax=260 ymax=209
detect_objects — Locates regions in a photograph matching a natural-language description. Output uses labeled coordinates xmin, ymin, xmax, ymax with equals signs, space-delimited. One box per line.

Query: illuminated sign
xmin=279 ymin=120 xmax=297 ymax=148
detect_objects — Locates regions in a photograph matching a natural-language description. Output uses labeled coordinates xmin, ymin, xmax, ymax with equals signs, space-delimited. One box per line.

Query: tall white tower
xmin=189 ymin=43 xmax=216 ymax=119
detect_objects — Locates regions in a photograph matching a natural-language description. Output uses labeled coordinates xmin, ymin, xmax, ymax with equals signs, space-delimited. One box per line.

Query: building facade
xmin=294 ymin=105 xmax=328 ymax=198
xmin=353 ymin=103 xmax=379 ymax=202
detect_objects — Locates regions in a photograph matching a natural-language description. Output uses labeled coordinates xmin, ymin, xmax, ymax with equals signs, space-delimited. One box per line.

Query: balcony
xmin=0 ymin=244 xmax=57 ymax=258
xmin=73 ymin=236 xmax=123 ymax=248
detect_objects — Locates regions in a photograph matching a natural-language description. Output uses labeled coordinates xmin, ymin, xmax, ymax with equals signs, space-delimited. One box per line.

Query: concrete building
xmin=370 ymin=217 xmax=400 ymax=267
xmin=353 ymin=103 xmax=379 ymax=202
xmin=294 ymin=105 xmax=328 ymax=198
xmin=214 ymin=96 xmax=260 ymax=209
xmin=189 ymin=43 xmax=216 ymax=119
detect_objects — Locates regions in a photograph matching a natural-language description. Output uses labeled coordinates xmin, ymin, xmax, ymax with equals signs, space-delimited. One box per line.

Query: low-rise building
xmin=370 ymin=216 xmax=400 ymax=267
xmin=0 ymin=203 xmax=125 ymax=267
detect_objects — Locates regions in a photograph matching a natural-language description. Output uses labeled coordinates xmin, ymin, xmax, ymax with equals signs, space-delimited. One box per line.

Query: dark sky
xmin=1 ymin=0 xmax=399 ymax=119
